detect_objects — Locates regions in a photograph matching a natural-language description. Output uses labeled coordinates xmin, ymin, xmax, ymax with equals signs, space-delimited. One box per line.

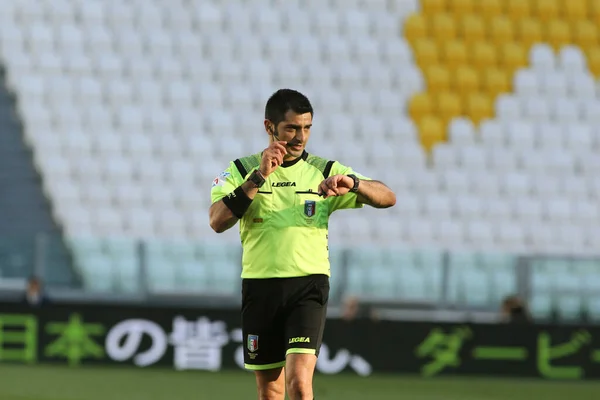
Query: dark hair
xmin=264 ymin=89 xmax=313 ymax=126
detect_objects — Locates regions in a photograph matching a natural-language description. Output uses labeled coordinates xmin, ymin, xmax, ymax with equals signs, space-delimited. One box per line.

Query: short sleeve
xmin=327 ymin=161 xmax=372 ymax=213
xmin=210 ymin=162 xmax=245 ymax=204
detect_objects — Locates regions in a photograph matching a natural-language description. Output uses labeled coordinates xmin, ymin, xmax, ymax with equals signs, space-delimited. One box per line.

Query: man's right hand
xmin=260 ymin=141 xmax=288 ymax=177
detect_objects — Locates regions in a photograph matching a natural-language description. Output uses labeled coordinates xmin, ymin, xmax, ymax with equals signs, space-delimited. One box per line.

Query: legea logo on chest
xmin=271 ymin=182 xmax=296 ymax=187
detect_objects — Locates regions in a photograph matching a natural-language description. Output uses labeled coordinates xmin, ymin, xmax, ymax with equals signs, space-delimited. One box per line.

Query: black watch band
xmin=247 ymin=170 xmax=266 ymax=188
xmin=347 ymin=174 xmax=360 ymax=193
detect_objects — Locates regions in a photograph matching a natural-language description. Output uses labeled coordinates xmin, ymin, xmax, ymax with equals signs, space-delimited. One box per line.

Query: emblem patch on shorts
xmin=304 ymin=200 xmax=316 ymax=217
xmin=247 ymin=334 xmax=259 ymax=352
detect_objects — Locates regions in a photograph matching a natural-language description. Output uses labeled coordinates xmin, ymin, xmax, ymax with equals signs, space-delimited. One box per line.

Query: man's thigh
xmin=242 ymin=278 xmax=287 ymax=371
xmin=284 ymin=274 xmax=329 ymax=358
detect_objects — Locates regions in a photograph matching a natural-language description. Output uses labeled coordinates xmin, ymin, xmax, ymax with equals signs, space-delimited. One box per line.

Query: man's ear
xmin=263 ymin=120 xmax=275 ymax=136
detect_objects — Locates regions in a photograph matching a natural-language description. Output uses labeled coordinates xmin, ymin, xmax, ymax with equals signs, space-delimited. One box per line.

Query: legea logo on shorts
xmin=289 ymin=337 xmax=311 ymax=344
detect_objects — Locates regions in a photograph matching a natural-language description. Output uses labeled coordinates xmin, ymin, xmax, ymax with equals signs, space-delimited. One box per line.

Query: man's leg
xmin=284 ymin=274 xmax=330 ymax=400
xmin=255 ymin=367 xmax=285 ymax=400
xmin=285 ymin=354 xmax=317 ymax=400
xmin=242 ymin=278 xmax=287 ymax=400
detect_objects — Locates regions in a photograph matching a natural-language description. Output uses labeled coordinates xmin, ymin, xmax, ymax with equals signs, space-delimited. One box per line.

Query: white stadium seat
xmin=530 ymin=44 xmax=557 ymax=72
xmin=3 ymin=0 xmax=600 ymax=300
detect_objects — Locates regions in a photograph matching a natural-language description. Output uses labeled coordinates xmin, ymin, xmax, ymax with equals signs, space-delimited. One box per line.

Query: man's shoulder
xmin=305 ymin=153 xmax=337 ymax=178
xmin=232 ymin=153 xmax=262 ymax=177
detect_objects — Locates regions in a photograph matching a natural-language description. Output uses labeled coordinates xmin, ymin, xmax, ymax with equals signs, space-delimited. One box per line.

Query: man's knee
xmin=255 ymin=368 xmax=285 ymax=400
xmin=286 ymin=375 xmax=312 ymax=399
xmin=285 ymin=353 xmax=317 ymax=399
xmin=257 ymin=386 xmax=285 ymax=400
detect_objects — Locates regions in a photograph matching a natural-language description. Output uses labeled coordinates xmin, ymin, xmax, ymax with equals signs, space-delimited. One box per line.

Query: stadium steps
xmin=0 ymin=66 xmax=80 ymax=287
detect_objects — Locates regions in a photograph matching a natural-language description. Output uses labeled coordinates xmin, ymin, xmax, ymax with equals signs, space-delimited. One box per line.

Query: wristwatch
xmin=347 ymin=174 xmax=360 ymax=193
xmin=247 ymin=169 xmax=266 ymax=188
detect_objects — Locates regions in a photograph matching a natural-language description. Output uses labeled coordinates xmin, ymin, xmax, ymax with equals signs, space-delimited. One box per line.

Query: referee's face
xmin=268 ymin=111 xmax=312 ymax=159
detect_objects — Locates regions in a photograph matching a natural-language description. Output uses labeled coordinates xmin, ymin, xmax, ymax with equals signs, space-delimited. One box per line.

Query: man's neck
xmin=281 ymin=151 xmax=307 ymax=168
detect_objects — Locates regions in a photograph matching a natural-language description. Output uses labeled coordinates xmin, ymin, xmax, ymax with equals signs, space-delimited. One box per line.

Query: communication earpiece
xmin=269 ymin=125 xmax=279 ymax=140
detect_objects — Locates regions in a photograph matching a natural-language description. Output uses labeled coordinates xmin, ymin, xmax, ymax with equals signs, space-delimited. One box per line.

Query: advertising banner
xmin=1 ymin=302 xmax=599 ymax=379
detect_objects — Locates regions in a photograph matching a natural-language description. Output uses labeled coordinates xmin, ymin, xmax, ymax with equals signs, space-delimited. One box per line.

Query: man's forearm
xmin=356 ymin=180 xmax=396 ymax=208
xmin=209 ymin=181 xmax=261 ymax=233
xmin=239 ymin=180 xmax=260 ymax=200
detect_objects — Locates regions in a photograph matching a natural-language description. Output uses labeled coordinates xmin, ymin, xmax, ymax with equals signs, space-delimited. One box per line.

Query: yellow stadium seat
xmin=413 ymin=39 xmax=439 ymax=68
xmin=431 ymin=14 xmax=457 ymax=45
xmin=453 ymin=66 xmax=480 ymax=95
xmin=421 ymin=0 xmax=447 ymax=14
xmin=501 ymin=42 xmax=528 ymax=75
xmin=546 ymin=20 xmax=572 ymax=51
xmin=460 ymin=15 xmax=486 ymax=44
xmin=591 ymin=9 xmax=600 ymax=30
xmin=418 ymin=117 xmax=446 ymax=152
xmin=489 ymin=16 xmax=516 ymax=46
xmin=591 ymin=0 xmax=600 ymax=24
xmin=506 ymin=0 xmax=531 ymax=20
xmin=436 ymin=92 xmax=463 ymax=125
xmin=448 ymin=0 xmax=474 ymax=17
xmin=404 ymin=14 xmax=428 ymax=43
xmin=425 ymin=66 xmax=451 ymax=93
xmin=518 ymin=18 xmax=543 ymax=48
xmin=483 ymin=68 xmax=511 ymax=97
xmin=409 ymin=93 xmax=434 ymax=122
xmin=476 ymin=0 xmax=503 ymax=21
xmin=562 ymin=0 xmax=588 ymax=21
xmin=442 ymin=40 xmax=468 ymax=70
xmin=573 ymin=20 xmax=599 ymax=53
xmin=470 ymin=42 xmax=498 ymax=71
xmin=533 ymin=0 xmax=559 ymax=23
xmin=464 ymin=93 xmax=493 ymax=125
xmin=587 ymin=48 xmax=600 ymax=77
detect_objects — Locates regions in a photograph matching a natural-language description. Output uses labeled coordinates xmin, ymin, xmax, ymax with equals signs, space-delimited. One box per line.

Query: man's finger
xmin=318 ymin=181 xmax=337 ymax=198
xmin=273 ymin=142 xmax=288 ymax=154
xmin=275 ymin=147 xmax=287 ymax=158
xmin=267 ymin=148 xmax=284 ymax=162
xmin=318 ymin=182 xmax=328 ymax=197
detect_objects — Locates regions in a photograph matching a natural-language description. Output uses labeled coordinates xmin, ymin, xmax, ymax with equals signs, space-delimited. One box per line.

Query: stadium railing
xmin=0 ymin=233 xmax=599 ymax=324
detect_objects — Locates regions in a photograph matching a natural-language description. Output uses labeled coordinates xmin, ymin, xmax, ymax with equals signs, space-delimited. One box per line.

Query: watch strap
xmin=347 ymin=174 xmax=360 ymax=193
xmin=247 ymin=169 xmax=266 ymax=188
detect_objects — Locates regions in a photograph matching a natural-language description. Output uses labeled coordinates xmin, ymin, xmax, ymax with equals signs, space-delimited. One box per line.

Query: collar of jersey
xmin=280 ymin=151 xmax=308 ymax=168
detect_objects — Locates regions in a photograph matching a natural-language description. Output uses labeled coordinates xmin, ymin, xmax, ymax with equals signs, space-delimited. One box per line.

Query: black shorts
xmin=241 ymin=274 xmax=329 ymax=371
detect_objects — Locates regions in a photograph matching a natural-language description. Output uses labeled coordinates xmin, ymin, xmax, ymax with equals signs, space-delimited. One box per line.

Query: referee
xmin=209 ymin=89 xmax=396 ymax=400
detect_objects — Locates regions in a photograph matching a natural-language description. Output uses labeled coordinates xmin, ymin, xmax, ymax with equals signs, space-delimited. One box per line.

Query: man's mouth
xmin=288 ymin=142 xmax=303 ymax=150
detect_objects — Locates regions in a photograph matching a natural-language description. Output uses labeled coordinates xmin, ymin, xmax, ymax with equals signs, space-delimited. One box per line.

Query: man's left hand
xmin=318 ymin=175 xmax=354 ymax=198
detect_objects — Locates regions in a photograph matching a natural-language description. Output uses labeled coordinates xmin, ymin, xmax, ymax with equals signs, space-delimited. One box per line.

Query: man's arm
xmin=318 ymin=174 xmax=396 ymax=210
xmin=209 ymin=141 xmax=287 ymax=233
xmin=355 ymin=179 xmax=396 ymax=209
xmin=209 ymin=180 xmax=260 ymax=233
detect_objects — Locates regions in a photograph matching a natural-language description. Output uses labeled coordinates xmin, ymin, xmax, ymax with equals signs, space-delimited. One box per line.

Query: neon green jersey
xmin=211 ymin=151 xmax=370 ymax=279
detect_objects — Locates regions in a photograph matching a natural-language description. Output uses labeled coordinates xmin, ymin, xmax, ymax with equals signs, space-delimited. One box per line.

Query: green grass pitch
xmin=0 ymin=364 xmax=598 ymax=400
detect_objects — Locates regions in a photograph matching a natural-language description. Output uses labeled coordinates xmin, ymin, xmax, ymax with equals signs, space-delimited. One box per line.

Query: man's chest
xmin=263 ymin=168 xmax=322 ymax=199
xmin=248 ymin=168 xmax=328 ymax=226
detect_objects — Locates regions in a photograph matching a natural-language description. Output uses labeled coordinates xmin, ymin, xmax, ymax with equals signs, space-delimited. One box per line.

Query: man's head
xmin=264 ymin=89 xmax=313 ymax=159
xmin=500 ymin=295 xmax=530 ymax=323
xmin=27 ymin=276 xmax=42 ymax=294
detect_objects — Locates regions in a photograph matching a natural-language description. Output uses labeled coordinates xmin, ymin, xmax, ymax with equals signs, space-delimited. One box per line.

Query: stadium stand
xmin=0 ymin=53 xmax=75 ymax=286
xmin=0 ymin=0 xmax=599 ymax=320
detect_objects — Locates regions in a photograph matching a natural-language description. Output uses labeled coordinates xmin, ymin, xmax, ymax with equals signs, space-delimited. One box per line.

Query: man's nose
xmin=295 ymin=130 xmax=306 ymax=141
